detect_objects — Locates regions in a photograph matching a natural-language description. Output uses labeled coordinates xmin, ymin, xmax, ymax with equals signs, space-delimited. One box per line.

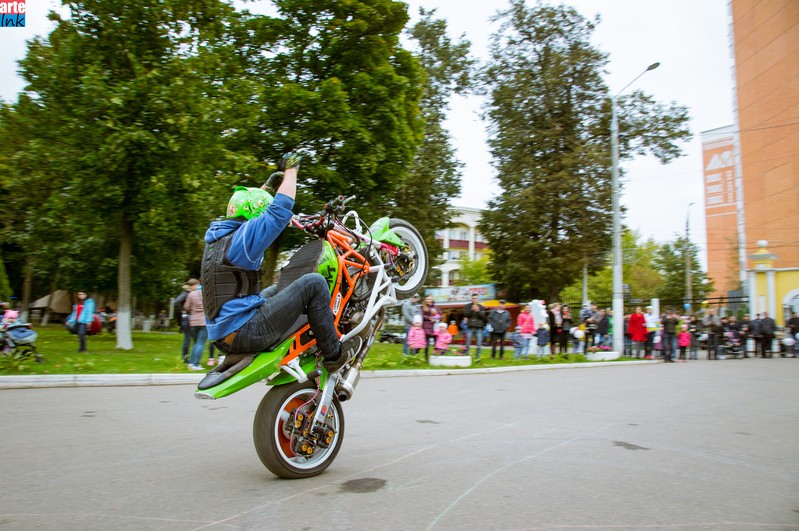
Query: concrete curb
xmin=0 ymin=360 xmax=659 ymax=390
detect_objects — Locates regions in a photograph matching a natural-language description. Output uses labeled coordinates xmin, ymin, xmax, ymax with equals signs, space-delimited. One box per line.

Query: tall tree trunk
xmin=116 ymin=219 xmax=134 ymax=350
xmin=41 ymin=276 xmax=59 ymax=326
xmin=20 ymin=256 xmax=33 ymax=323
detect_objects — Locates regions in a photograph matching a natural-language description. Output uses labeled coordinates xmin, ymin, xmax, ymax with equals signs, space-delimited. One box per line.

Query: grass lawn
xmin=0 ymin=325 xmax=635 ymax=375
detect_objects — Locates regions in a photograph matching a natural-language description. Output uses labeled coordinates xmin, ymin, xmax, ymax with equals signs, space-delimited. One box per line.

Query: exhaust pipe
xmin=335 ymin=362 xmax=362 ymax=401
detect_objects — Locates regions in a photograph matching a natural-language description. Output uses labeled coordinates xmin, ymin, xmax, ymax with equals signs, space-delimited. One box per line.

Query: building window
xmin=449 ymin=251 xmax=461 ymax=261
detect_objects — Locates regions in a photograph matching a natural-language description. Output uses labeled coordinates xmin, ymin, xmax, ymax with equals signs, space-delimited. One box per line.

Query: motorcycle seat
xmin=265 ymin=315 xmax=309 ymax=351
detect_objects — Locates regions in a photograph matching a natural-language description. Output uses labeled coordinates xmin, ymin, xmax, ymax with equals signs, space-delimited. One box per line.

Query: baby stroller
xmin=719 ymin=330 xmax=742 ymax=360
xmin=0 ymin=323 xmax=43 ymax=363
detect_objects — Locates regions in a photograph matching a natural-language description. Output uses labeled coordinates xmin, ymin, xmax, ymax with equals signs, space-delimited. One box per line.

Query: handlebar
xmin=292 ymin=195 xmax=356 ymax=235
xmin=324 ymin=195 xmax=355 ymax=214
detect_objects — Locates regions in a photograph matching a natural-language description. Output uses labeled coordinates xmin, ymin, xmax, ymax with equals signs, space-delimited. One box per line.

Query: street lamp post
xmin=610 ymin=62 xmax=659 ymax=355
xmin=685 ymin=202 xmax=695 ymax=313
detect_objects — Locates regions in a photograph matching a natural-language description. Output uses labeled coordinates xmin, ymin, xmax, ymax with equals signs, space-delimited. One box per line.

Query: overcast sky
xmin=0 ymin=0 xmax=734 ymax=268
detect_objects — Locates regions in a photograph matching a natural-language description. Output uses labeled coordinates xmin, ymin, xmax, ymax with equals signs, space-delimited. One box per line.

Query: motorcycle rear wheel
xmin=388 ymin=218 xmax=428 ymax=300
xmin=253 ymin=380 xmax=345 ymax=479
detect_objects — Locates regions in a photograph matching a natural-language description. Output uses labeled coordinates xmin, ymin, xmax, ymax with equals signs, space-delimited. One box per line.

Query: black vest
xmin=201 ymin=231 xmax=262 ymax=321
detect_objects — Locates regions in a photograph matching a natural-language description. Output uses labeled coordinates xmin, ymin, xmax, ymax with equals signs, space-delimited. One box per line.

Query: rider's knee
xmin=305 ymin=273 xmax=329 ymax=294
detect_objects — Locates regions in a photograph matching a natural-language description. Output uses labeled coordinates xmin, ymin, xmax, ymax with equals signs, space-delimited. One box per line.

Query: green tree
xmin=393 ymin=8 xmax=475 ymax=274
xmin=456 ymin=254 xmax=494 ymax=286
xmin=653 ymin=236 xmax=713 ymax=304
xmin=10 ymin=0 xmax=240 ymax=348
xmin=559 ymin=230 xmax=661 ymax=304
xmin=218 ymin=0 xmax=427 ymax=281
xmin=0 ymin=252 xmax=10 ymax=302
xmin=479 ymin=0 xmax=691 ymax=302
xmin=559 ymin=231 xmax=711 ymax=308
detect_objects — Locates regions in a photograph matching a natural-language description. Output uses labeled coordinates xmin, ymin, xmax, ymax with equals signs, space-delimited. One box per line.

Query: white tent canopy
xmin=29 ymin=289 xmax=72 ymax=314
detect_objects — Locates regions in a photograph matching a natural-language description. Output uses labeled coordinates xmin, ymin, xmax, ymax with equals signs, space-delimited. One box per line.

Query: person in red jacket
xmin=628 ymin=306 xmax=647 ymax=358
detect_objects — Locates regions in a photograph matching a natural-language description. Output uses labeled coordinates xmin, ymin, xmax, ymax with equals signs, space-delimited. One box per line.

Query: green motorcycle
xmin=195 ymin=196 xmax=428 ymax=478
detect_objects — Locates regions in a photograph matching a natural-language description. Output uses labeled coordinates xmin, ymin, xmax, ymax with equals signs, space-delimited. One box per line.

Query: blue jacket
xmin=203 ymin=193 xmax=295 ymax=341
xmin=536 ymin=328 xmax=550 ymax=345
xmin=67 ymin=297 xmax=96 ymax=325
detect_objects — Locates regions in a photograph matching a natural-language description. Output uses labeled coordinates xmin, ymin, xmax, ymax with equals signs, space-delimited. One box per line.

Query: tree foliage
xmin=559 ymin=231 xmax=712 ymax=307
xmin=456 ymin=254 xmax=494 ymax=286
xmin=479 ymin=0 xmax=691 ymax=302
xmin=391 ymin=8 xmax=474 ymax=275
xmin=4 ymin=0 xmax=248 ymax=347
xmin=653 ymin=236 xmax=713 ymax=303
xmin=0 ymin=0 xmax=436 ymax=345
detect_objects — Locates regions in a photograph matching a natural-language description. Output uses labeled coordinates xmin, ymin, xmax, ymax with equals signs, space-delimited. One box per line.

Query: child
xmin=434 ymin=322 xmax=453 ymax=355
xmin=2 ymin=309 xmax=19 ymax=327
xmin=574 ymin=323 xmax=587 ymax=354
xmin=677 ymin=324 xmax=691 ymax=361
xmin=447 ymin=320 xmax=459 ymax=338
xmin=511 ymin=326 xmax=525 ymax=359
xmin=535 ymin=323 xmax=550 ymax=359
xmin=653 ymin=326 xmax=666 ymax=361
xmin=407 ymin=315 xmax=427 ymax=357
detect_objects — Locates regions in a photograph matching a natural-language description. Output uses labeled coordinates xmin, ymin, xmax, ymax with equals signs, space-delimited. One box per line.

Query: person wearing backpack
xmin=174 ymin=283 xmax=192 ymax=364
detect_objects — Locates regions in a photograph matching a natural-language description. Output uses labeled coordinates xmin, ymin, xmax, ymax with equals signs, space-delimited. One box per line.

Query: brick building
xmin=702 ymin=0 xmax=799 ymax=321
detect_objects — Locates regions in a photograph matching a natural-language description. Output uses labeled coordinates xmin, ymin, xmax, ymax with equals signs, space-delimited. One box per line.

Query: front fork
xmin=309 ymin=327 xmax=374 ymax=432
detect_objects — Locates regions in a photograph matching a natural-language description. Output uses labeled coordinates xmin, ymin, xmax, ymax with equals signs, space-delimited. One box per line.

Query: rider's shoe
xmin=323 ymin=337 xmax=361 ymax=374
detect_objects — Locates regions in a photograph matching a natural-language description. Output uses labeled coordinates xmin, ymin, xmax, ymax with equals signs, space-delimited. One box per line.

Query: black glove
xmin=264 ymin=172 xmax=284 ymax=194
xmin=278 ymin=152 xmax=301 ymax=171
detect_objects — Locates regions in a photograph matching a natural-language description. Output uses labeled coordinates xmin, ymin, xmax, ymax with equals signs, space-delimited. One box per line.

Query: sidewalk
xmin=0 ymin=359 xmax=658 ymax=389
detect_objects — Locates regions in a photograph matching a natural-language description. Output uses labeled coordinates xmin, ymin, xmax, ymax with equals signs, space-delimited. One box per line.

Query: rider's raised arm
xmin=227 ymin=195 xmax=294 ymax=269
xmin=276 ymin=152 xmax=300 ymax=200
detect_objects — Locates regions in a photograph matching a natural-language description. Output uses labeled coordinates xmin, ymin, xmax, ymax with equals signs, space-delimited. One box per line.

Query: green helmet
xmin=226 ymin=186 xmax=274 ymax=220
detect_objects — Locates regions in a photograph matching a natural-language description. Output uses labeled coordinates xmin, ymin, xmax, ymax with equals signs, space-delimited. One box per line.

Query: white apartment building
xmin=434 ymin=206 xmax=488 ymax=287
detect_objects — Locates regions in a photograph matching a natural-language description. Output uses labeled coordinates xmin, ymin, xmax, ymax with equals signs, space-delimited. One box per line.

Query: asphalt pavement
xmin=1 ymin=358 xmax=798 ymax=530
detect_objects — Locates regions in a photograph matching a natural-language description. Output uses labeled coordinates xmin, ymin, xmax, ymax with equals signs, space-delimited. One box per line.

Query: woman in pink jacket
xmin=516 ymin=305 xmax=535 ymax=357
xmin=183 ymin=278 xmax=208 ymax=370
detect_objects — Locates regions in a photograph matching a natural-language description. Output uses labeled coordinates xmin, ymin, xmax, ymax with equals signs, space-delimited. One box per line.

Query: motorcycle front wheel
xmin=253 ymin=380 xmax=345 ymax=479
xmin=388 ymin=218 xmax=429 ymax=300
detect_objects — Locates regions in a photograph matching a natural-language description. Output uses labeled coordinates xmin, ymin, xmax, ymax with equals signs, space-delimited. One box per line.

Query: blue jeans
xmin=403 ymin=324 xmax=411 ymax=355
xmin=76 ymin=323 xmax=88 ymax=352
xmin=465 ymin=327 xmax=483 ymax=357
xmin=224 ymin=273 xmax=339 ymax=358
xmin=515 ymin=337 xmax=531 ymax=358
xmin=189 ymin=326 xmax=208 ymax=366
xmin=181 ymin=324 xmax=191 ymax=362
xmin=664 ymin=332 xmax=677 ymax=360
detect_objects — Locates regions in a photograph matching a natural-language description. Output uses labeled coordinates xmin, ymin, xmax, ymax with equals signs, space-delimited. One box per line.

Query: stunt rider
xmin=200 ymin=153 xmax=353 ymax=374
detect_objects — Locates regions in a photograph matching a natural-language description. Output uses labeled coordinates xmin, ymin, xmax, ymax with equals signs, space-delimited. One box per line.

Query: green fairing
xmin=195 ymin=338 xmax=323 ymax=399
xmin=369 ymin=217 xmax=404 ymax=247
xmin=317 ymin=241 xmax=339 ymax=294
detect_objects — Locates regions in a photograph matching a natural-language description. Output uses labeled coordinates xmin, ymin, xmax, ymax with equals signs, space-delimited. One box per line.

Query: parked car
xmin=379 ymin=331 xmax=406 ymax=344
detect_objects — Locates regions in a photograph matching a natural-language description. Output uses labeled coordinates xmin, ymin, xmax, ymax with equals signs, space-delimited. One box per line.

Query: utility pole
xmin=685 ymin=202 xmax=694 ymax=313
